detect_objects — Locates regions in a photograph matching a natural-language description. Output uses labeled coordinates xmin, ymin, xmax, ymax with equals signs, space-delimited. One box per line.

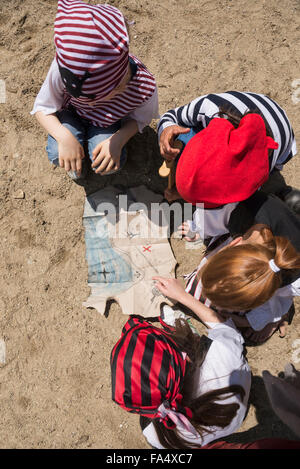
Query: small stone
xmin=77 ymin=435 xmax=89 ymax=445
xmin=13 ymin=190 xmax=25 ymax=199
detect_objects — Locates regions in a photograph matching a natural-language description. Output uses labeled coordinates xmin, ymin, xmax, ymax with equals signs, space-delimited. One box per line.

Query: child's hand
xmin=178 ymin=222 xmax=200 ymax=242
xmin=91 ymin=134 xmax=122 ymax=174
xmin=153 ymin=276 xmax=187 ymax=303
xmin=159 ymin=125 xmax=191 ymax=160
xmin=58 ymin=133 xmax=85 ymax=175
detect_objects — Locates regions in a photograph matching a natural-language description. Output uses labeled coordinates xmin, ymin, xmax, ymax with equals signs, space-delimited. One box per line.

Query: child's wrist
xmin=56 ymin=126 xmax=76 ymax=144
xmin=176 ymin=290 xmax=189 ymax=305
xmin=110 ymin=129 xmax=125 ymax=147
xmin=116 ymin=119 xmax=138 ymax=145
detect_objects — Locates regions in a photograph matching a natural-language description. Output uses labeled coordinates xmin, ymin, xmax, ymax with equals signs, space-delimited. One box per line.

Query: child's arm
xmin=91 ymin=87 xmax=159 ymax=174
xmin=91 ymin=119 xmax=138 ymax=174
xmin=153 ymin=276 xmax=225 ymax=325
xmin=35 ymin=111 xmax=85 ymax=175
xmin=32 ymin=59 xmax=84 ymax=175
xmin=91 ymin=87 xmax=159 ymax=175
xmin=158 ymin=94 xmax=209 ymax=160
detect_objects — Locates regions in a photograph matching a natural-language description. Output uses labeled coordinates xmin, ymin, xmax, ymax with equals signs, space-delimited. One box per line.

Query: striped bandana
xmin=54 ymin=0 xmax=156 ymax=128
xmin=111 ymin=317 xmax=195 ymax=433
xmin=54 ymin=0 xmax=129 ymax=99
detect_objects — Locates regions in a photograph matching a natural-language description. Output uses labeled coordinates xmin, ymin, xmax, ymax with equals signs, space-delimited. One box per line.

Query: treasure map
xmin=82 ymin=186 xmax=176 ymax=317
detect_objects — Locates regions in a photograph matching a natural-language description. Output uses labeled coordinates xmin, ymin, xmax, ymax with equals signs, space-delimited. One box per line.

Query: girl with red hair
xmin=154 ymin=192 xmax=300 ymax=344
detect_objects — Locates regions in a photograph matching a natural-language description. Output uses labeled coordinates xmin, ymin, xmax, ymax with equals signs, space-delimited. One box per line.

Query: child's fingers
xmin=156 ymin=284 xmax=167 ymax=295
xmin=162 ymin=144 xmax=180 ymax=158
xmin=177 ymin=224 xmax=189 ymax=235
xmin=100 ymin=159 xmax=115 ymax=174
xmin=152 ymin=275 xmax=166 ymax=281
xmin=76 ymin=158 xmax=82 ymax=175
xmin=92 ymin=143 xmax=102 ymax=158
xmin=177 ymin=126 xmax=191 ymax=134
xmin=178 ymin=225 xmax=188 ymax=233
xmin=80 ymin=146 xmax=85 ymax=160
xmin=70 ymin=159 xmax=77 ymax=172
xmin=152 ymin=276 xmax=169 ymax=286
xmin=159 ymin=138 xmax=179 ymax=158
xmin=95 ymin=155 xmax=110 ymax=173
xmin=64 ymin=159 xmax=71 ymax=172
xmin=152 ymin=280 xmax=168 ymax=295
xmin=91 ymin=152 xmax=104 ymax=168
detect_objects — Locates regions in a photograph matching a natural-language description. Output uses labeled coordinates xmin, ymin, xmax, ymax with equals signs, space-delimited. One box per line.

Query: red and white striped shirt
xmin=62 ymin=54 xmax=157 ymax=128
xmin=31 ymin=58 xmax=158 ymax=131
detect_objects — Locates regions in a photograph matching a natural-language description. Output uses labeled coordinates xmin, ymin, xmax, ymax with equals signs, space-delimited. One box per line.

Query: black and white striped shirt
xmin=158 ymin=91 xmax=297 ymax=170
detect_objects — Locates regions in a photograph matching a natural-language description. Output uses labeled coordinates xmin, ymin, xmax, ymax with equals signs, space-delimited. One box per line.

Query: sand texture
xmin=0 ymin=0 xmax=299 ymax=448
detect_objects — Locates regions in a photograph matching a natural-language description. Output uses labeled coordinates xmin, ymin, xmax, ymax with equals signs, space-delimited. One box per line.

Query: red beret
xmin=176 ymin=114 xmax=279 ymax=207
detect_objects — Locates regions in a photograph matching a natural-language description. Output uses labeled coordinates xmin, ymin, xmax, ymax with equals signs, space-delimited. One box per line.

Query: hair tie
xmin=157 ymin=402 xmax=198 ymax=438
xmin=269 ymin=259 xmax=281 ymax=273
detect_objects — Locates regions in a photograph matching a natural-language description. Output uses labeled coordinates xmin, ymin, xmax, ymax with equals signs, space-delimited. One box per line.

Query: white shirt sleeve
xmin=245 ymin=285 xmax=297 ymax=331
xmin=30 ymin=59 xmax=65 ymax=116
xmin=280 ymin=277 xmax=300 ymax=296
xmin=205 ymin=319 xmax=246 ymax=356
xmin=187 ymin=203 xmax=238 ymax=240
xmin=125 ymin=86 xmax=159 ymax=133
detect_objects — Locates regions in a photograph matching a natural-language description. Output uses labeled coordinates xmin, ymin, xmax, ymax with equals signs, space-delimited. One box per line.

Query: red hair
xmin=200 ymin=226 xmax=300 ymax=310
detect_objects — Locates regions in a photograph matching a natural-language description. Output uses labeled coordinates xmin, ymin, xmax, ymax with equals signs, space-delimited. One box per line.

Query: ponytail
xmin=272 ymin=236 xmax=300 ymax=272
xmin=153 ymin=385 xmax=244 ymax=449
xmin=200 ymin=226 xmax=300 ymax=311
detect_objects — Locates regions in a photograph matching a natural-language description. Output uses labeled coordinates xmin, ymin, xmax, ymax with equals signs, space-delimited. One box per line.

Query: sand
xmin=0 ymin=0 xmax=299 ymax=448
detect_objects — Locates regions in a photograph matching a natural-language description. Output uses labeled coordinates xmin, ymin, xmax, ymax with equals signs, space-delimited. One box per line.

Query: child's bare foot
xmin=164 ymin=187 xmax=182 ymax=202
xmin=278 ymin=318 xmax=288 ymax=338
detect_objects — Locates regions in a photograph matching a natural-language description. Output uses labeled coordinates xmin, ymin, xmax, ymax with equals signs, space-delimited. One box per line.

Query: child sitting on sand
xmin=158 ymin=91 xmax=299 ymax=243
xmin=153 ymin=193 xmax=300 ymax=344
xmin=111 ymin=313 xmax=251 ymax=449
xmin=31 ymin=0 xmax=158 ymax=180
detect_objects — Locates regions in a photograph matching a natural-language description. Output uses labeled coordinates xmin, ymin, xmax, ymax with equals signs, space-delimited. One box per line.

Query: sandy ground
xmin=0 ymin=0 xmax=299 ymax=449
